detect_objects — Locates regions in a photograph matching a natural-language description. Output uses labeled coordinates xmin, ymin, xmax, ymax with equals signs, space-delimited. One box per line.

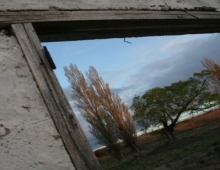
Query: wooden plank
xmin=34 ymin=19 xmax=220 ymax=42
xmin=2 ymin=11 xmax=220 ymax=42
xmin=1 ymin=10 xmax=220 ymax=26
xmin=0 ymin=10 xmax=192 ymax=27
xmin=0 ymin=11 xmax=195 ymax=25
xmin=12 ymin=23 xmax=101 ymax=170
xmin=186 ymin=11 xmax=220 ymax=19
xmin=1 ymin=10 xmax=218 ymax=42
xmin=23 ymin=23 xmax=101 ymax=170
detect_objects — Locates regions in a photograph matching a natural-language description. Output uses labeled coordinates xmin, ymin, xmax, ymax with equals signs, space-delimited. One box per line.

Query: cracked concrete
xmin=0 ymin=32 xmax=75 ymax=170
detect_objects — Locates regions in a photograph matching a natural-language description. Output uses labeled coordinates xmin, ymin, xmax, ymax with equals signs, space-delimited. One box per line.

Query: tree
xmin=87 ymin=67 xmax=138 ymax=152
xmin=86 ymin=110 xmax=124 ymax=159
xmin=131 ymin=70 xmax=220 ymax=140
xmin=64 ymin=64 xmax=123 ymax=158
xmin=64 ymin=64 xmax=138 ymax=158
xmin=202 ymin=58 xmax=220 ymax=92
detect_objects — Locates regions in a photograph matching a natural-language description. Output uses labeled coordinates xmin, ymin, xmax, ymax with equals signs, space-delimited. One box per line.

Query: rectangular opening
xmin=43 ymin=32 xmax=220 ymax=164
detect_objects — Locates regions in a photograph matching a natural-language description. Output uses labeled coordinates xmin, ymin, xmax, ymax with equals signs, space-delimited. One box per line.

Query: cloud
xmin=111 ymin=85 xmax=135 ymax=94
xmin=123 ymin=33 xmax=220 ymax=98
xmin=160 ymin=33 xmax=212 ymax=52
xmin=99 ymin=33 xmax=220 ymax=107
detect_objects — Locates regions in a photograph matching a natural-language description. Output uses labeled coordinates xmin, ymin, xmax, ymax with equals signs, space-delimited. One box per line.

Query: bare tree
xmin=202 ymin=58 xmax=220 ymax=92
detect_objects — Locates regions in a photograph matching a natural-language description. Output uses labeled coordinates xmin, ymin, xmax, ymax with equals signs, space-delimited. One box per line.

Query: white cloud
xmin=160 ymin=33 xmax=213 ymax=52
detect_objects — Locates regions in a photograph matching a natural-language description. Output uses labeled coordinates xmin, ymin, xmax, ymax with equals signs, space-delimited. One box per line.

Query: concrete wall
xmin=0 ymin=31 xmax=75 ymax=170
xmin=0 ymin=0 xmax=219 ymax=11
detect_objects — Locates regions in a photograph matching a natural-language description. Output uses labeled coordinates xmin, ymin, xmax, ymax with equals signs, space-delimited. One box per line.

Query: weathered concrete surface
xmin=0 ymin=0 xmax=219 ymax=11
xmin=0 ymin=31 xmax=75 ymax=170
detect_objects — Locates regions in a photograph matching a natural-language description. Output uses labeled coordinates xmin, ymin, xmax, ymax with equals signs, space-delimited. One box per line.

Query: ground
xmin=95 ymin=108 xmax=220 ymax=170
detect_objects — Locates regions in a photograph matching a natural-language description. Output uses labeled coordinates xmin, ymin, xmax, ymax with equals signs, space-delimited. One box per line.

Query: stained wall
xmin=0 ymin=31 xmax=75 ymax=170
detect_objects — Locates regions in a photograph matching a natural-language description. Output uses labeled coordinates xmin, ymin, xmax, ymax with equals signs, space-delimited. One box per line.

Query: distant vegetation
xmin=131 ymin=70 xmax=220 ymax=140
xmin=64 ymin=58 xmax=220 ymax=161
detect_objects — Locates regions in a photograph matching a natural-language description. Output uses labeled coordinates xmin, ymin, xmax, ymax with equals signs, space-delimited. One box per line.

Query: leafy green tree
xmin=131 ymin=70 xmax=220 ymax=140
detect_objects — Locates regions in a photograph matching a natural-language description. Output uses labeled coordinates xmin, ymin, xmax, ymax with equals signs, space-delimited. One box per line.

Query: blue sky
xmin=43 ymin=33 xmax=220 ymax=149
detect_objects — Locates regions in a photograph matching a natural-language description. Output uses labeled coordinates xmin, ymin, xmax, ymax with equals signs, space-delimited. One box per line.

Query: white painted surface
xmin=0 ymin=0 xmax=219 ymax=11
xmin=0 ymin=32 xmax=75 ymax=170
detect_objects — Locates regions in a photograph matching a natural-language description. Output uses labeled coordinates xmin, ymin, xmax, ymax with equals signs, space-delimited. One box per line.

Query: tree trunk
xmin=125 ymin=140 xmax=139 ymax=153
xmin=131 ymin=143 xmax=139 ymax=153
xmin=112 ymin=146 xmax=124 ymax=159
xmin=117 ymin=151 xmax=124 ymax=160
xmin=163 ymin=125 xmax=176 ymax=140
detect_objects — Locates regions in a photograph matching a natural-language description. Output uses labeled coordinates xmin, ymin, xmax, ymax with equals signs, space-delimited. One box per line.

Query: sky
xmin=43 ymin=33 xmax=220 ymax=149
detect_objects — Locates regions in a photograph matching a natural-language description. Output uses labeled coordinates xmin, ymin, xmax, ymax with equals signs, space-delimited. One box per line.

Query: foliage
xmin=131 ymin=70 xmax=220 ymax=139
xmin=87 ymin=67 xmax=138 ymax=152
xmin=202 ymin=58 xmax=220 ymax=92
xmin=64 ymin=64 xmax=137 ymax=158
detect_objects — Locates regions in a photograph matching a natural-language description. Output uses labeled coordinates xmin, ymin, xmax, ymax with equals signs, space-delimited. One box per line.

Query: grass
xmin=98 ymin=110 xmax=220 ymax=170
